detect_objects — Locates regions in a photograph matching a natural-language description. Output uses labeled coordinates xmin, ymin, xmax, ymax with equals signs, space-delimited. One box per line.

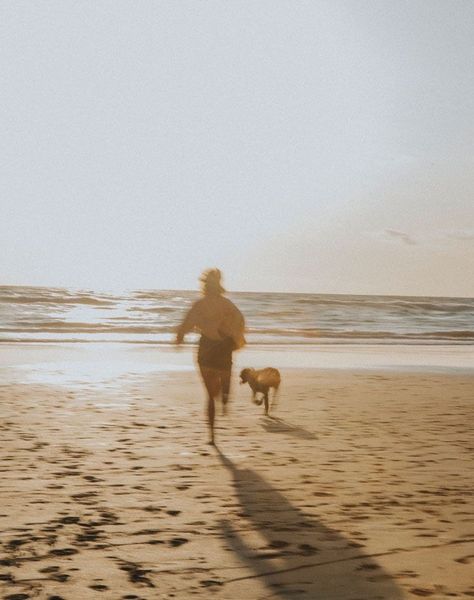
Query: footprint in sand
xmin=356 ymin=562 xmax=380 ymax=571
xmin=39 ymin=566 xmax=60 ymax=574
xmin=89 ymin=584 xmax=109 ymax=591
xmin=49 ymin=547 xmax=78 ymax=556
xmin=267 ymin=540 xmax=290 ymax=549
xmin=169 ymin=537 xmax=188 ymax=547
xmin=117 ymin=561 xmax=155 ymax=588
xmin=200 ymin=579 xmax=223 ymax=587
xmin=410 ymin=588 xmax=435 ymax=596
xmin=454 ymin=554 xmax=474 ymax=564
xmin=143 ymin=505 xmax=161 ymax=513
xmin=57 ymin=516 xmax=81 ymax=524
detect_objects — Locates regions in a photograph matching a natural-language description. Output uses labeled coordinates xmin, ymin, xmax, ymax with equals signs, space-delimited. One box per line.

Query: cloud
xmin=383 ymin=229 xmax=418 ymax=245
xmin=445 ymin=230 xmax=474 ymax=241
xmin=374 ymin=229 xmax=474 ymax=246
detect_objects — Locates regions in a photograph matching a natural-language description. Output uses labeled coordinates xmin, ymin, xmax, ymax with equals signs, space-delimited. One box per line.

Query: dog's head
xmin=239 ymin=368 xmax=254 ymax=384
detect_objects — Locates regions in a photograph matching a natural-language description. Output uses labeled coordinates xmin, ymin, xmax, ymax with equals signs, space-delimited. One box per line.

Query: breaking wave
xmin=1 ymin=286 xmax=472 ymax=345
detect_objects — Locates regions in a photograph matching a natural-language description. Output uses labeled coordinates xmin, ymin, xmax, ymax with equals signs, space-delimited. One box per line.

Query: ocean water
xmin=0 ymin=286 xmax=473 ymax=346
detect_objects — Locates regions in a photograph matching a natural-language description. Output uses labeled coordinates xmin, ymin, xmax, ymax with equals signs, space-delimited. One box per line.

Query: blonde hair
xmin=200 ymin=268 xmax=225 ymax=295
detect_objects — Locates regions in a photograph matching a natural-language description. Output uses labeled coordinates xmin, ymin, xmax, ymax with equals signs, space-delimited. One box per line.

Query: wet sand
xmin=0 ymin=363 xmax=473 ymax=599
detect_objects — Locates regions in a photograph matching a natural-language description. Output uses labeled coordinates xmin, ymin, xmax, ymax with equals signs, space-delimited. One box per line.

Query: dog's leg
xmin=272 ymin=384 xmax=280 ymax=410
xmin=263 ymin=391 xmax=269 ymax=416
xmin=199 ymin=366 xmax=220 ymax=445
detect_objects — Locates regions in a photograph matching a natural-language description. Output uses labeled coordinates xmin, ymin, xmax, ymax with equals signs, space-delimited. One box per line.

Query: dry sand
xmin=1 ymin=364 xmax=473 ymax=599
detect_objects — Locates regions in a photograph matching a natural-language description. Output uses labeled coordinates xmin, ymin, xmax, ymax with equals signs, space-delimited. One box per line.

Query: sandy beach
xmin=0 ymin=345 xmax=473 ymax=599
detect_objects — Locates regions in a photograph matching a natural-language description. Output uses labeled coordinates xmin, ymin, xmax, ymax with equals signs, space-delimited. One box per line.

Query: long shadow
xmin=260 ymin=415 xmax=317 ymax=440
xmin=216 ymin=448 xmax=403 ymax=599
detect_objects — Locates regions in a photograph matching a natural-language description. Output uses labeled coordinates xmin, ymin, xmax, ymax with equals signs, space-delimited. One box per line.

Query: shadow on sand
xmin=216 ymin=448 xmax=403 ymax=599
xmin=259 ymin=415 xmax=317 ymax=440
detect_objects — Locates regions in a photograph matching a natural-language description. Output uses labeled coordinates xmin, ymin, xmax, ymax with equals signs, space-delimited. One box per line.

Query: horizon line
xmin=1 ymin=282 xmax=472 ymax=301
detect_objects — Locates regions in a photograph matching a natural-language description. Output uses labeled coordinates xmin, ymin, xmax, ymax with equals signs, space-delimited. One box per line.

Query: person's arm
xmin=233 ymin=307 xmax=246 ymax=349
xmin=222 ymin=300 xmax=246 ymax=349
xmin=176 ymin=303 xmax=199 ymax=344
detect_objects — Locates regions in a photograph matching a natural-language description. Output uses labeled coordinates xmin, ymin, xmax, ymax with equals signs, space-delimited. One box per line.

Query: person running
xmin=176 ymin=269 xmax=245 ymax=445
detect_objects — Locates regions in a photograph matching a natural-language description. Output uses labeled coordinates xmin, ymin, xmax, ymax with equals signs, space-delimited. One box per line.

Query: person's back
xmin=179 ymin=294 xmax=245 ymax=348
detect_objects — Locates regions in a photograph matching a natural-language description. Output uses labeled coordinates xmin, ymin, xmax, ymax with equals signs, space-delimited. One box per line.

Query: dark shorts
xmin=198 ymin=335 xmax=234 ymax=370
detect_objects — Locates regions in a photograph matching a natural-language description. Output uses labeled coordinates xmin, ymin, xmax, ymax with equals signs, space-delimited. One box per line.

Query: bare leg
xmin=221 ymin=368 xmax=231 ymax=415
xmin=207 ymin=395 xmax=215 ymax=444
xmin=199 ymin=366 xmax=222 ymax=445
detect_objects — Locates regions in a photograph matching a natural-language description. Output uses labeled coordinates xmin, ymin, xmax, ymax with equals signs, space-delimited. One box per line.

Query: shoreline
xmin=1 ymin=342 xmax=473 ymax=382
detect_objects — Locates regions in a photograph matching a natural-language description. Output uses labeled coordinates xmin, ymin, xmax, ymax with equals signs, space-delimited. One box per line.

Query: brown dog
xmin=239 ymin=367 xmax=281 ymax=415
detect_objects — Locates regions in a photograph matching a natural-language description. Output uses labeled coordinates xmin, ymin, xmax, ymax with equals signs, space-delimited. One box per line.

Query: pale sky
xmin=1 ymin=1 xmax=473 ymax=296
